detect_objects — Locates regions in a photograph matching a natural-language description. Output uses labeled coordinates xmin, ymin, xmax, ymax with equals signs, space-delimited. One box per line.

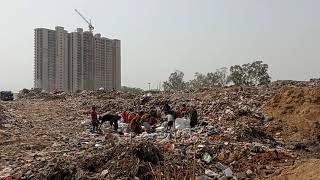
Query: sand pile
xmin=264 ymin=86 xmax=320 ymax=143
xmin=268 ymin=159 xmax=320 ymax=180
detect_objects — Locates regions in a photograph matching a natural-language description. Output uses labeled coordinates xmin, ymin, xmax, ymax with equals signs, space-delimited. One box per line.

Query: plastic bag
xmin=175 ymin=118 xmax=191 ymax=129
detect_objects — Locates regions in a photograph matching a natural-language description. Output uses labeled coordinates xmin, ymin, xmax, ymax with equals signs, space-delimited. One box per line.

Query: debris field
xmin=0 ymin=80 xmax=320 ymax=179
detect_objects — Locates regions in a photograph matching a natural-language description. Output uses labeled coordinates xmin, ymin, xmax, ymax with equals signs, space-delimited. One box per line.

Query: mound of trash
xmin=0 ymin=104 xmax=7 ymax=124
xmin=76 ymin=89 xmax=138 ymax=100
xmin=134 ymin=141 xmax=164 ymax=164
xmin=14 ymin=142 xmax=165 ymax=180
xmin=264 ymin=86 xmax=320 ymax=143
xmin=17 ymin=88 xmax=67 ymax=100
xmin=3 ymin=81 xmax=320 ymax=179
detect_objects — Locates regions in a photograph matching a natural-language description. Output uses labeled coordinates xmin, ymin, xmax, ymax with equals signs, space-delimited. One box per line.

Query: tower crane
xmin=74 ymin=9 xmax=94 ymax=32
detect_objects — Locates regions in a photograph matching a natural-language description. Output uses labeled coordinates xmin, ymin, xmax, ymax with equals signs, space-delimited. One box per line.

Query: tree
xmin=187 ymin=67 xmax=229 ymax=89
xmin=228 ymin=61 xmax=271 ymax=86
xmin=204 ymin=67 xmax=229 ymax=87
xmin=228 ymin=65 xmax=246 ymax=85
xmin=214 ymin=67 xmax=229 ymax=86
xmin=163 ymin=70 xmax=186 ymax=91
xmin=249 ymin=61 xmax=271 ymax=85
xmin=206 ymin=72 xmax=218 ymax=86
xmin=188 ymin=72 xmax=208 ymax=89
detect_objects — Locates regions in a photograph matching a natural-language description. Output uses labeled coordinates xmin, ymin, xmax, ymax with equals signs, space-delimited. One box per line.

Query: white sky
xmin=0 ymin=0 xmax=319 ymax=91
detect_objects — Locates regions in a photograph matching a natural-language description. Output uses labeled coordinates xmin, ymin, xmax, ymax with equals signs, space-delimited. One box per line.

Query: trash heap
xmin=0 ymin=103 xmax=13 ymax=127
xmin=0 ymin=104 xmax=7 ymax=125
xmin=75 ymin=89 xmax=139 ymax=100
xmin=272 ymin=79 xmax=320 ymax=87
xmin=17 ymin=88 xmax=66 ymax=100
xmin=0 ymin=80 xmax=320 ymax=179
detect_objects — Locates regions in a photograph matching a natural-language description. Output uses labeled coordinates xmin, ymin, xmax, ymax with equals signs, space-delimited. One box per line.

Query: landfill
xmin=0 ymin=80 xmax=320 ymax=179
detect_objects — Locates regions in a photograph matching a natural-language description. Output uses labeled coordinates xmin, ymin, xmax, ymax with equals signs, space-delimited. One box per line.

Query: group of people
xmin=163 ymin=103 xmax=198 ymax=130
xmin=90 ymin=102 xmax=198 ymax=135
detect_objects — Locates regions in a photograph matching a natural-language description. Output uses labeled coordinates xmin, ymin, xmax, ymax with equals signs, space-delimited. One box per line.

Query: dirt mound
xmin=268 ymin=159 xmax=320 ymax=180
xmin=264 ymin=86 xmax=320 ymax=143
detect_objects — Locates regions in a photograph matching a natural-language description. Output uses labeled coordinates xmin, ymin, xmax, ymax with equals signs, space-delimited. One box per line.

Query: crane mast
xmin=74 ymin=9 xmax=94 ymax=32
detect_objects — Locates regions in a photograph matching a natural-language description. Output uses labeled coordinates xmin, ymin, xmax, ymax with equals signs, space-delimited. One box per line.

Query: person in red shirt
xmin=91 ymin=106 xmax=98 ymax=132
xmin=121 ymin=111 xmax=129 ymax=123
xmin=149 ymin=115 xmax=157 ymax=126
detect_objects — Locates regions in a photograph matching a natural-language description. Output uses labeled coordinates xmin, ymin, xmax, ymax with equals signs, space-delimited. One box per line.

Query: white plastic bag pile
xmin=175 ymin=118 xmax=191 ymax=130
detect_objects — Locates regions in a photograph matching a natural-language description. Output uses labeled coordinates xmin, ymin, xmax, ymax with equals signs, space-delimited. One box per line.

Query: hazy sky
xmin=0 ymin=0 xmax=319 ymax=91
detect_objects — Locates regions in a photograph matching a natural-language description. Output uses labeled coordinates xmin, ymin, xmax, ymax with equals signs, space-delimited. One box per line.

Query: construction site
xmin=0 ymin=80 xmax=320 ymax=179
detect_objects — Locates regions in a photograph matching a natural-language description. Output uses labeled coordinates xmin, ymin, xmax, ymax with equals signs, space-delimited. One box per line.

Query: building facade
xmin=34 ymin=26 xmax=121 ymax=92
xmin=34 ymin=28 xmax=56 ymax=92
xmin=112 ymin=39 xmax=121 ymax=90
xmin=68 ymin=28 xmax=84 ymax=92
xmin=55 ymin=26 xmax=69 ymax=92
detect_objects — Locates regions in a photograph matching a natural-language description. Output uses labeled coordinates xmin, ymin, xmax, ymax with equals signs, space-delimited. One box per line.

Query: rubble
xmin=0 ymin=81 xmax=319 ymax=179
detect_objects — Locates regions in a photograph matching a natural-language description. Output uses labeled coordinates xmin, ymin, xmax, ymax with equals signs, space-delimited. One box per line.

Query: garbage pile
xmin=0 ymin=104 xmax=7 ymax=124
xmin=17 ymin=88 xmax=66 ymax=100
xmin=1 ymin=80 xmax=320 ymax=179
xmin=141 ymin=86 xmax=276 ymax=135
xmin=76 ymin=89 xmax=138 ymax=100
xmin=271 ymin=79 xmax=320 ymax=87
xmin=0 ymin=103 xmax=13 ymax=127
xmin=8 ymin=135 xmax=296 ymax=179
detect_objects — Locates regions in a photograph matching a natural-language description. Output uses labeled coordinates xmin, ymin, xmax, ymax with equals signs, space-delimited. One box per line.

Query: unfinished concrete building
xmin=34 ymin=26 xmax=121 ymax=92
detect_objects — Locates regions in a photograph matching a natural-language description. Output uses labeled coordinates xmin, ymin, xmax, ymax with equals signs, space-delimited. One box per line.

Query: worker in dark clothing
xmin=99 ymin=113 xmax=121 ymax=131
xmin=190 ymin=107 xmax=198 ymax=128
xmin=163 ymin=103 xmax=171 ymax=114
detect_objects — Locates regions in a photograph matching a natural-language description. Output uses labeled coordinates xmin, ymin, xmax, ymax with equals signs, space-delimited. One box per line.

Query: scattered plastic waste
xmin=201 ymin=152 xmax=212 ymax=164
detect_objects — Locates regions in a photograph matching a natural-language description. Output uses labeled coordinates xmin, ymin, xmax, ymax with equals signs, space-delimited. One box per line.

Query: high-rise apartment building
xmin=83 ymin=31 xmax=95 ymax=91
xmin=112 ymin=39 xmax=121 ymax=90
xmin=68 ymin=28 xmax=84 ymax=92
xmin=55 ymin=26 xmax=69 ymax=92
xmin=34 ymin=26 xmax=121 ymax=92
xmin=93 ymin=34 xmax=117 ymax=90
xmin=34 ymin=28 xmax=56 ymax=92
